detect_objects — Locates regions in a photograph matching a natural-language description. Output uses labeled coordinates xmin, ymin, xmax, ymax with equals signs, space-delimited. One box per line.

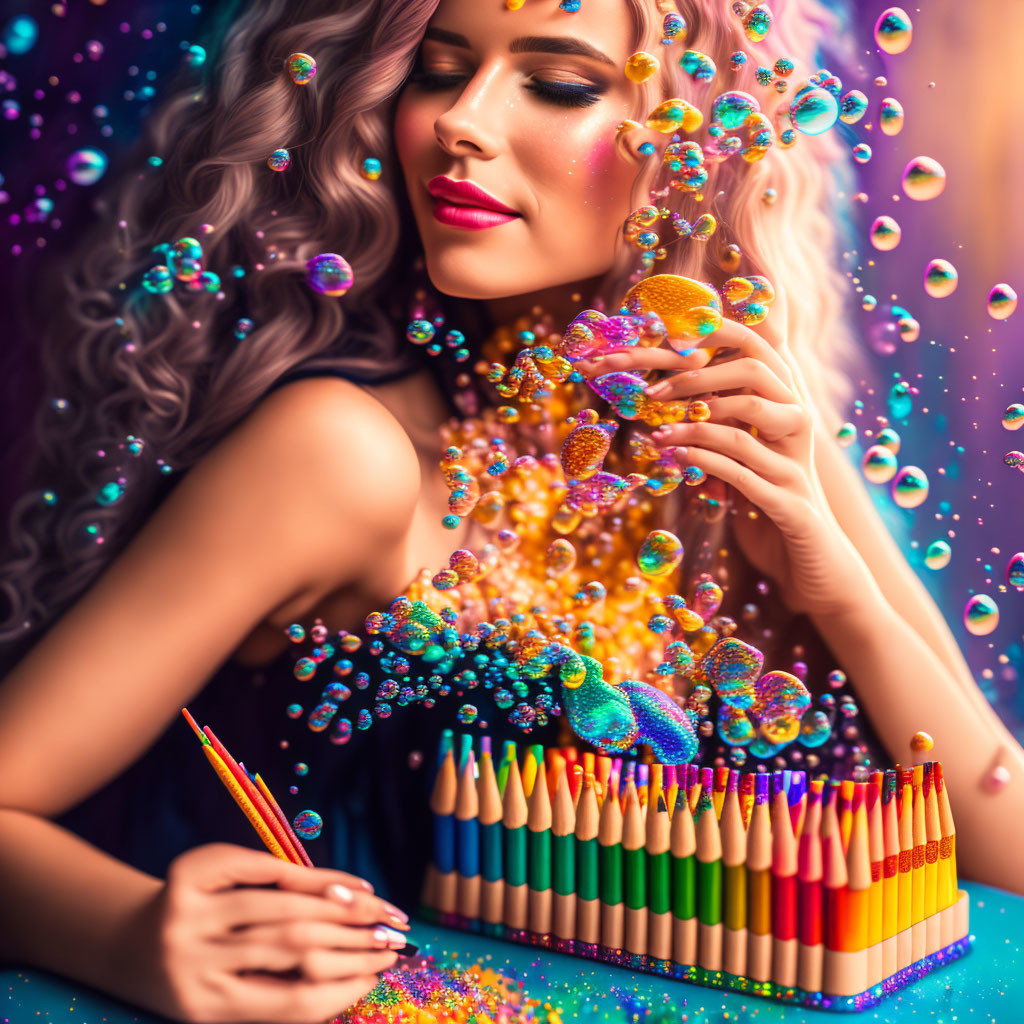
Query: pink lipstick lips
xmin=426 ymin=175 xmax=521 ymax=230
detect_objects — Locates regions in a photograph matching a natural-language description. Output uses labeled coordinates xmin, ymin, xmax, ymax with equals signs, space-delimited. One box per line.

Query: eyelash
xmin=409 ymin=70 xmax=603 ymax=109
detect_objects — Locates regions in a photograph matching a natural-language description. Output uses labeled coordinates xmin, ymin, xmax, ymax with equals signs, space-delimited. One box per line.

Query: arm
xmin=0 ymin=377 xmax=419 ymax=1005
xmin=810 ymin=585 xmax=1024 ymax=895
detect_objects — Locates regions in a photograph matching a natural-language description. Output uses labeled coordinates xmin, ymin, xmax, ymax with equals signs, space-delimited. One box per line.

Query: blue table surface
xmin=3 ymin=880 xmax=1019 ymax=1023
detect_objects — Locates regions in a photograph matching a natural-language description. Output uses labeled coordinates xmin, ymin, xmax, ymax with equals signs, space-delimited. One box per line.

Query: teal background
xmin=3 ymin=880 xmax=1019 ymax=1023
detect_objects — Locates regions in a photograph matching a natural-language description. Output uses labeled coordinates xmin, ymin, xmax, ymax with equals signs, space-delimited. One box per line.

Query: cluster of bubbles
xmin=142 ymin=236 xmax=221 ymax=296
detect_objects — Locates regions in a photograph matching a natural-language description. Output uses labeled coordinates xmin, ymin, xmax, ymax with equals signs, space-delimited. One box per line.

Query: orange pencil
xmin=865 ymin=776 xmax=884 ymax=988
xmin=201 ymin=724 xmax=301 ymax=864
xmin=254 ymin=772 xmax=314 ymax=867
xmin=202 ymin=744 xmax=289 ymax=861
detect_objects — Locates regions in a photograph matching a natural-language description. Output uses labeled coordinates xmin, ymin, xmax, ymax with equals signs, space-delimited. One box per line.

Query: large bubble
xmin=902 ymin=157 xmax=946 ymax=201
xmin=987 ymin=283 xmax=1018 ymax=320
xmin=923 ymin=259 xmax=958 ymax=298
xmin=306 ymin=253 xmax=354 ymax=297
xmin=963 ymin=594 xmax=999 ymax=636
xmin=890 ymin=466 xmax=929 ymax=508
xmin=869 ymin=215 xmax=901 ymax=251
xmin=788 ymin=85 xmax=839 ymax=136
xmin=874 ymin=7 xmax=913 ymax=54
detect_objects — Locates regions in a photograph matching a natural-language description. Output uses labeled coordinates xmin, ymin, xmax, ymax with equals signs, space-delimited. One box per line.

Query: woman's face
xmin=394 ymin=0 xmax=644 ymax=303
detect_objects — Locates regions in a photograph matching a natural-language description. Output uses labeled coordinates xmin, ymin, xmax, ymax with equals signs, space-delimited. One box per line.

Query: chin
xmin=423 ymin=247 xmax=534 ymax=301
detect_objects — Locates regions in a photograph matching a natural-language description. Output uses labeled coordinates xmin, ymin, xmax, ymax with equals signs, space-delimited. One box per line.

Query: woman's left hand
xmin=575 ymin=308 xmax=878 ymax=619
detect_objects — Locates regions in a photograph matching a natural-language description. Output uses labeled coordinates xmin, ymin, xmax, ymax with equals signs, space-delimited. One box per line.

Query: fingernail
xmin=673 ymin=446 xmax=689 ymax=460
xmin=359 ymin=879 xmax=375 ymax=893
xmin=374 ymin=926 xmax=408 ymax=948
xmin=328 ymin=884 xmax=354 ymax=904
xmin=645 ymin=384 xmax=666 ymax=397
xmin=383 ymin=902 xmax=409 ymax=924
xmin=396 ymin=942 xmax=420 ymax=958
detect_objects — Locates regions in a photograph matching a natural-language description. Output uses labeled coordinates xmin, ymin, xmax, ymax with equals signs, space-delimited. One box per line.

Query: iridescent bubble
xmin=95 ymin=482 xmax=123 ymax=506
xmin=923 ymin=259 xmax=958 ymax=298
xmin=890 ymin=465 xmax=929 ymax=509
xmin=679 ymin=50 xmax=716 ymax=83
xmin=861 ymin=444 xmax=898 ymax=483
xmin=963 ymin=594 xmax=999 ymax=636
xmin=142 ymin=266 xmax=174 ymax=294
xmin=645 ymin=98 xmax=703 ymax=134
xmin=879 ymin=97 xmax=904 ymax=136
xmin=329 ymin=718 xmax=353 ymax=745
xmin=839 ymin=90 xmax=868 ymax=125
xmin=925 ymin=540 xmax=951 ymax=570
xmin=902 ymin=156 xmax=946 ymax=201
xmin=898 ymin=317 xmax=920 ymax=342
xmin=692 ymin=636 xmax=763 ymax=710
xmin=718 ymin=705 xmax=755 ymax=745
xmin=852 ymin=143 xmax=872 ymax=164
xmin=625 ymin=51 xmax=660 ymax=83
xmin=292 ymin=809 xmax=323 ymax=839
xmin=636 ymin=529 xmax=683 ymax=577
xmin=67 ymin=147 xmax=108 ymax=185
xmin=361 ymin=157 xmax=382 ymax=181
xmin=837 ymin=422 xmax=857 ymax=448
xmin=184 ymin=44 xmax=206 ymax=67
xmin=307 ymin=701 xmax=338 ymax=732
xmin=869 ymin=215 xmax=901 ymax=251
xmin=874 ymin=7 xmax=912 ymax=54
xmin=743 ymin=3 xmax=772 ymax=43
xmin=619 ymin=678 xmax=698 ymax=763
xmin=286 ymin=52 xmax=317 ymax=85
xmin=267 ymin=148 xmax=290 ymax=172
xmin=788 ymin=85 xmax=839 ymax=136
xmin=457 ymin=704 xmax=478 ymax=725
xmin=546 ymin=538 xmax=577 ymax=577
xmin=1003 ymin=404 xmax=1024 ymax=430
xmin=286 ymin=703 xmax=303 ymax=719
xmin=406 ymin=319 xmax=436 ymax=345
xmin=876 ymin=427 xmax=901 ymax=454
xmin=306 ymin=253 xmax=353 ymax=297
xmin=1007 ymin=552 xmax=1024 ymax=591
xmin=294 ymin=762 xmax=309 ymax=776
xmin=711 ymin=90 xmax=759 ymax=130
xmin=1006 ymin=450 xmax=1024 ymax=469
xmin=799 ymin=708 xmax=831 ymax=748
xmin=987 ymin=283 xmax=1018 ymax=320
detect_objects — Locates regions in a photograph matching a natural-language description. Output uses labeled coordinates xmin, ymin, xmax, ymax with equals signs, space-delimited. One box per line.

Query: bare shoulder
xmin=231 ymin=374 xmax=422 ymax=541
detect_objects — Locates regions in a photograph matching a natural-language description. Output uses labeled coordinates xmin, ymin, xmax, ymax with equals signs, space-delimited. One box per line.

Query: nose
xmin=433 ymin=64 xmax=504 ymax=160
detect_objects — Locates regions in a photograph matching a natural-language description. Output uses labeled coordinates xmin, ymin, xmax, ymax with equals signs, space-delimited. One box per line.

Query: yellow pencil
xmin=202 ymin=744 xmax=289 ymax=861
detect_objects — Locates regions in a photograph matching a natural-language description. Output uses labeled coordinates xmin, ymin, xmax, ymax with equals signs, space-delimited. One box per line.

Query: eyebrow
xmin=422 ymin=28 xmax=615 ymax=66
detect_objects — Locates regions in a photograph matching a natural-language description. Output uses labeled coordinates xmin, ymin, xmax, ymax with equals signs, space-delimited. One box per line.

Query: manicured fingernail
xmin=383 ymin=902 xmax=409 ymax=924
xmin=645 ymin=384 xmax=666 ymax=397
xmin=328 ymin=884 xmax=354 ymax=904
xmin=374 ymin=926 xmax=407 ymax=948
xmin=359 ymin=879 xmax=375 ymax=893
xmin=673 ymin=446 xmax=688 ymax=460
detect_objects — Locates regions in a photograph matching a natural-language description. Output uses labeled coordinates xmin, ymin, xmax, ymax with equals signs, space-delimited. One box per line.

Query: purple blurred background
xmin=0 ymin=1 xmax=1021 ymax=735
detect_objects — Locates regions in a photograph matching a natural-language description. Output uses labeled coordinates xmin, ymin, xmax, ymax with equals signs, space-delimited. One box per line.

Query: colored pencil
xmin=201 ymin=743 xmax=289 ymax=860
xmin=910 ymin=765 xmax=927 ymax=963
xmin=746 ymin=773 xmax=772 ymax=982
xmin=646 ymin=792 xmax=672 ymax=961
xmin=254 ymin=772 xmax=314 ymax=867
xmin=771 ymin=774 xmax=798 ymax=987
xmin=430 ymin=747 xmax=459 ymax=915
xmin=865 ymin=776 xmax=885 ymax=987
xmin=502 ymin=755 xmax=529 ymax=931
xmin=670 ymin=788 xmax=697 ymax=967
xmin=456 ymin=749 xmax=481 ymax=920
xmin=720 ymin=769 xmax=747 ymax=977
xmin=552 ymin=764 xmax=576 ymax=943
xmin=575 ymin=772 xmax=601 ymax=947
xmin=599 ymin=774 xmax=625 ymax=950
xmin=880 ymin=770 xmax=900 ymax=980
xmin=796 ymin=780 xmax=824 ymax=993
xmin=694 ymin=781 xmax=723 ymax=972
xmin=528 ymin=760 xmax=553 ymax=936
xmin=896 ymin=768 xmax=914 ymax=971
xmin=478 ymin=744 xmax=504 ymax=929
xmin=623 ymin=777 xmax=648 ymax=955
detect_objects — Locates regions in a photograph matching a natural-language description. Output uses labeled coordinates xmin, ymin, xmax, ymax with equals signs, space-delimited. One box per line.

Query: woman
xmin=0 ymin=0 xmax=1020 ymax=1021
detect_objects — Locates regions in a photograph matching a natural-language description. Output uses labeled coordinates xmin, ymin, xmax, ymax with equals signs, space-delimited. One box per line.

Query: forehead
xmin=426 ymin=0 xmax=637 ymax=58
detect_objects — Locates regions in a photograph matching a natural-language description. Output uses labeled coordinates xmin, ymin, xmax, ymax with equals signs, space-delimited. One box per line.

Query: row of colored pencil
xmin=181 ymin=707 xmax=314 ymax=866
xmin=422 ymin=735 xmax=971 ymax=1002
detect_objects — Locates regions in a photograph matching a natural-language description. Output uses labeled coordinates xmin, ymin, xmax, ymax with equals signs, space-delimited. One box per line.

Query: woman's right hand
xmin=137 ymin=843 xmax=411 ymax=1024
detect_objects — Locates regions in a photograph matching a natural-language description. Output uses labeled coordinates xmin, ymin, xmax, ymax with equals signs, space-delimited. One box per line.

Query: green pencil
xmin=623 ymin=777 xmax=647 ymax=956
xmin=671 ymin=788 xmax=697 ymax=966
xmin=647 ymin=792 xmax=672 ymax=961
xmin=575 ymin=772 xmax=601 ymax=946
xmin=502 ymin=755 xmax=529 ymax=931
xmin=695 ymin=783 xmax=723 ymax=972
xmin=528 ymin=760 xmax=553 ymax=936
xmin=552 ymin=763 xmax=576 ymax=943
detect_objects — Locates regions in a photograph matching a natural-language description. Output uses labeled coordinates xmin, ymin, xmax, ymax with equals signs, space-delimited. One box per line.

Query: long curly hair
xmin=0 ymin=0 xmax=861 ymax=674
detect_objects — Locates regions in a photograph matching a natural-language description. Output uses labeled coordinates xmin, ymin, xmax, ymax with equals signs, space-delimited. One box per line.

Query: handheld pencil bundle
xmin=421 ymin=738 xmax=972 ymax=1012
